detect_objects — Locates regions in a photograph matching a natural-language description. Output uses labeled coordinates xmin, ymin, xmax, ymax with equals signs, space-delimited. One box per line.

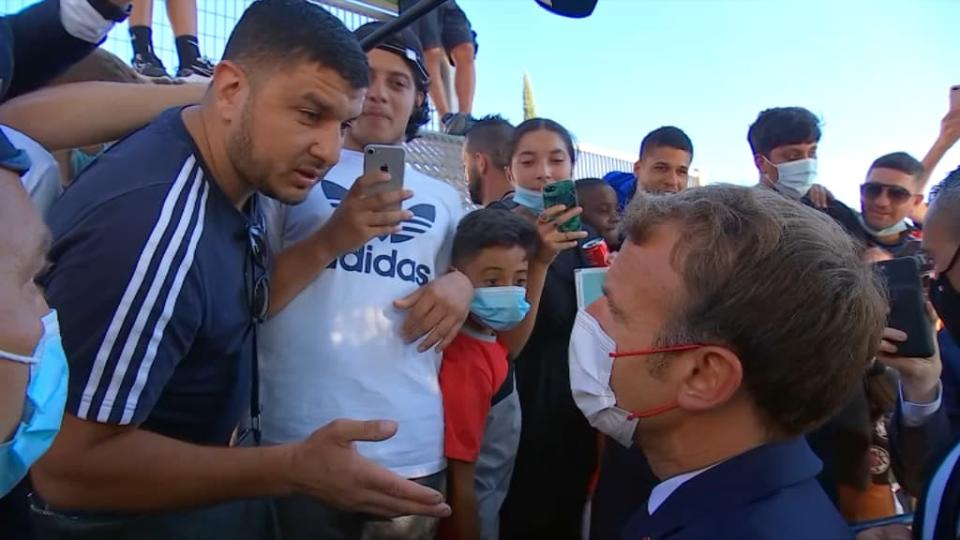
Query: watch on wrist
xmin=85 ymin=0 xmax=132 ymax=23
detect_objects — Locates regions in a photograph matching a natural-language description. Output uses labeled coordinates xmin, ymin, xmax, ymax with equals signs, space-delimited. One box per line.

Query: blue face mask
xmin=0 ymin=311 xmax=68 ymax=496
xmin=513 ymin=185 xmax=544 ymax=214
xmin=470 ymin=286 xmax=531 ymax=331
xmin=769 ymin=158 xmax=818 ymax=199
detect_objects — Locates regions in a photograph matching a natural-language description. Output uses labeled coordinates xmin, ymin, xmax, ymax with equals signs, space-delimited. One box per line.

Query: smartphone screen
xmin=542 ymin=179 xmax=582 ymax=232
xmin=363 ymin=144 xmax=405 ymax=210
xmin=875 ymin=256 xmax=935 ymax=358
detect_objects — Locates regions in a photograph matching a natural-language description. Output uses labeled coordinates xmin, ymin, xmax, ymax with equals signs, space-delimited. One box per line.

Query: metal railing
xmin=1 ymin=0 xmax=643 ymax=193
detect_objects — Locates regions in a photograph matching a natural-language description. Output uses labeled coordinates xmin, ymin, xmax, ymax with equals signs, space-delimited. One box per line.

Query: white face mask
xmin=568 ymin=309 xmax=638 ymax=448
xmin=770 ymin=158 xmax=818 ymax=199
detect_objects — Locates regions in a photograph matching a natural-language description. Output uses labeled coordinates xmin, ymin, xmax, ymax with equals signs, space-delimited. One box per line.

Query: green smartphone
xmin=542 ymin=179 xmax=582 ymax=232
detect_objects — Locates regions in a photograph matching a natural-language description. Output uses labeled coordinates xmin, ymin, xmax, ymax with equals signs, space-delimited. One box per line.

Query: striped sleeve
xmin=44 ymin=157 xmax=209 ymax=425
xmin=918 ymin=440 xmax=960 ymax=540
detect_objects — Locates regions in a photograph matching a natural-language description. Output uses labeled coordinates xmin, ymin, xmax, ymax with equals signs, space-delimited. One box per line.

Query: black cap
xmin=354 ymin=22 xmax=429 ymax=87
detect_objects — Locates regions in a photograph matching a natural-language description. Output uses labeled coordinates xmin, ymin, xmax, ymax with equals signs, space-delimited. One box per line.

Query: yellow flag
xmin=523 ymin=72 xmax=537 ymax=120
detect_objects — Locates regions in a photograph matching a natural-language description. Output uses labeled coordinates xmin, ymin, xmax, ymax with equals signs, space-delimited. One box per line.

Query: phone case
xmin=363 ymin=145 xmax=405 ymax=210
xmin=876 ymin=257 xmax=935 ymax=358
xmin=542 ymin=180 xmax=582 ymax=232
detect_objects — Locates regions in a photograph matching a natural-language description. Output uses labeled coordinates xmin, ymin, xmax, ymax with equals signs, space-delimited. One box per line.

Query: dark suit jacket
xmin=620 ymin=438 xmax=852 ymax=540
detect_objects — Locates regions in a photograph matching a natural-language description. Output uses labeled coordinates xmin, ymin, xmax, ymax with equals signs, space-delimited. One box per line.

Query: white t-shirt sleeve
xmin=435 ymin=183 xmax=467 ymax=272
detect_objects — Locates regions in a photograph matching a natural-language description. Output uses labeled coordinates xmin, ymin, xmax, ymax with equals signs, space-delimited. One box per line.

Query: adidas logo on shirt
xmin=323 ymin=180 xmax=434 ymax=285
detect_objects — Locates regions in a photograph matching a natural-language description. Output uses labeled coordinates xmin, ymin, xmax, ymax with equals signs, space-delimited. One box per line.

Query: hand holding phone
xmin=363 ymin=144 xmax=406 ymax=210
xmin=875 ymin=257 xmax=935 ymax=357
xmin=542 ymin=179 xmax=582 ymax=233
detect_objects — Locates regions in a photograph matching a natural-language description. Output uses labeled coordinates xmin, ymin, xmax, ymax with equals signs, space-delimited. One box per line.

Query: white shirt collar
xmin=647 ymin=464 xmax=717 ymax=515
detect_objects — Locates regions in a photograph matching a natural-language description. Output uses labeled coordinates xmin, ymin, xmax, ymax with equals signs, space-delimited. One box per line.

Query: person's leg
xmin=440 ymin=2 xmax=477 ymax=115
xmin=423 ymin=48 xmax=451 ymax=119
xmin=128 ymin=0 xmax=169 ymax=78
xmin=165 ymin=0 xmax=213 ymax=78
xmin=448 ymin=43 xmax=475 ymax=115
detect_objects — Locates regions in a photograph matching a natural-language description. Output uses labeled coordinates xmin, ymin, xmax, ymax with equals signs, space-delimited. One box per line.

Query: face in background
xmin=458 ymin=245 xmax=529 ymax=289
xmin=634 ymin=146 xmax=692 ymax=194
xmin=579 ymin=184 xmax=621 ymax=249
xmin=755 ymin=141 xmax=818 ymax=184
xmin=218 ymin=59 xmax=365 ymax=205
xmin=860 ymin=167 xmax=922 ymax=231
xmin=508 ymin=129 xmax=574 ymax=191
xmin=462 ymin=145 xmax=489 ymax=205
xmin=923 ymin=204 xmax=960 ymax=290
xmin=346 ymin=49 xmax=422 ymax=149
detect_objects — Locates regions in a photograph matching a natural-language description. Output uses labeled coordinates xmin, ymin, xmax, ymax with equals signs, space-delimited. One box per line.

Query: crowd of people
xmin=2 ymin=1 xmax=960 ymax=540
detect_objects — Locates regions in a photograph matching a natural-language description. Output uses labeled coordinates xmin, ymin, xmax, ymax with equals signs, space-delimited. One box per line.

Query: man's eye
xmin=300 ymin=110 xmax=320 ymax=122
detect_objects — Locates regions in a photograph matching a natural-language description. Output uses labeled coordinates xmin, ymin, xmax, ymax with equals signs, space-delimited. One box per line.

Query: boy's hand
xmin=535 ymin=205 xmax=588 ymax=265
xmin=321 ymin=171 xmax=413 ymax=257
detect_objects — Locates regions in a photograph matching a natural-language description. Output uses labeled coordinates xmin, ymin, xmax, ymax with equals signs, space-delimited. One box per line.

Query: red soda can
xmin=583 ymin=238 xmax=610 ymax=267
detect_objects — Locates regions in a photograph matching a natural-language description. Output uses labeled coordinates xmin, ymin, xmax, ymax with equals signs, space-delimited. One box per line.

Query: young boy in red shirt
xmin=439 ymin=205 xmax=584 ymax=540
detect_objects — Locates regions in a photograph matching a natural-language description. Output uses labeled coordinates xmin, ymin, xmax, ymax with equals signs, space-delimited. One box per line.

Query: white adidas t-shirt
xmin=259 ymin=149 xmax=464 ymax=478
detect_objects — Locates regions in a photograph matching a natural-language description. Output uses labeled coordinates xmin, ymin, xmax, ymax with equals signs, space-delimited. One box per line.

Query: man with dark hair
xmin=572 ymin=184 xmax=886 ymax=539
xmin=29 ymin=3 xmax=449 ymax=539
xmin=749 ymin=106 xmax=822 ymax=200
xmin=854 ymin=152 xmax=926 ymax=258
xmin=634 ymin=126 xmax=693 ymax=195
xmin=258 ymin=20 xmax=472 ymax=540
xmin=607 ymin=126 xmax=693 ymax=212
xmin=463 ymin=114 xmax=514 ymax=206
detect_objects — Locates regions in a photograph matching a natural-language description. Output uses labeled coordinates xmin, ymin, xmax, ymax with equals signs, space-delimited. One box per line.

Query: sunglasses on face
xmin=860 ymin=183 xmax=914 ymax=204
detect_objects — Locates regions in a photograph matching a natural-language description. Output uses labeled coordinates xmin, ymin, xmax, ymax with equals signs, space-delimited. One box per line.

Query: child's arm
xmin=499 ymin=205 xmax=587 ymax=358
xmin=446 ymin=459 xmax=481 ymax=540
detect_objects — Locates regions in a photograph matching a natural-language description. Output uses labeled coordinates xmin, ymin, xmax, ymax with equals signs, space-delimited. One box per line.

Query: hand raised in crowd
xmin=321 ymin=170 xmax=414 ymax=256
xmin=535 ymin=204 xmax=589 ymax=265
xmin=807 ymin=183 xmax=834 ymax=209
xmin=877 ymin=303 xmax=942 ymax=403
xmin=394 ymin=271 xmax=473 ymax=353
xmin=938 ymin=109 xmax=960 ymax=148
xmin=287 ymin=419 xmax=451 ymax=518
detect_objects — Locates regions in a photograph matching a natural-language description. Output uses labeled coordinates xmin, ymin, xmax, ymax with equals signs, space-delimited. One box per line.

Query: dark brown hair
xmin=623 ymin=184 xmax=887 ymax=436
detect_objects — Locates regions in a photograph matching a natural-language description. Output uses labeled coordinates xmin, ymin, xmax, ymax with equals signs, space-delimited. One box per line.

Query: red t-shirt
xmin=440 ymin=327 xmax=510 ymax=462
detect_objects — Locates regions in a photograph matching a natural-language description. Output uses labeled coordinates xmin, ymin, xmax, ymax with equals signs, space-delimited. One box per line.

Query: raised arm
xmin=498 ymin=205 xmax=587 ymax=358
xmin=0 ymin=82 xmax=207 ymax=151
xmin=919 ymin=109 xmax=960 ymax=191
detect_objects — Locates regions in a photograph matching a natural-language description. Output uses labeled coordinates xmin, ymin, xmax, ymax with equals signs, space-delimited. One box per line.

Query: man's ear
xmin=633 ymin=159 xmax=642 ymax=178
xmin=211 ymin=60 xmax=249 ymax=125
xmin=476 ymin=154 xmax=489 ymax=176
xmin=755 ymin=154 xmax=777 ymax=182
xmin=675 ymin=346 xmax=743 ymax=412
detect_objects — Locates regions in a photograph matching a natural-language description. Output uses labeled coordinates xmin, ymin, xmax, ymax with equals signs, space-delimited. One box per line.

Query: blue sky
xmin=4 ymin=0 xmax=958 ymax=206
xmin=459 ymin=0 xmax=960 ymax=205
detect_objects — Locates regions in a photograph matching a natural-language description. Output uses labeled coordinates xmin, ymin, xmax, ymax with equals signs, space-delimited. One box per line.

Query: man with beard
xmin=463 ymin=115 xmax=515 ymax=207
xmin=29 ymin=2 xmax=450 ymax=539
